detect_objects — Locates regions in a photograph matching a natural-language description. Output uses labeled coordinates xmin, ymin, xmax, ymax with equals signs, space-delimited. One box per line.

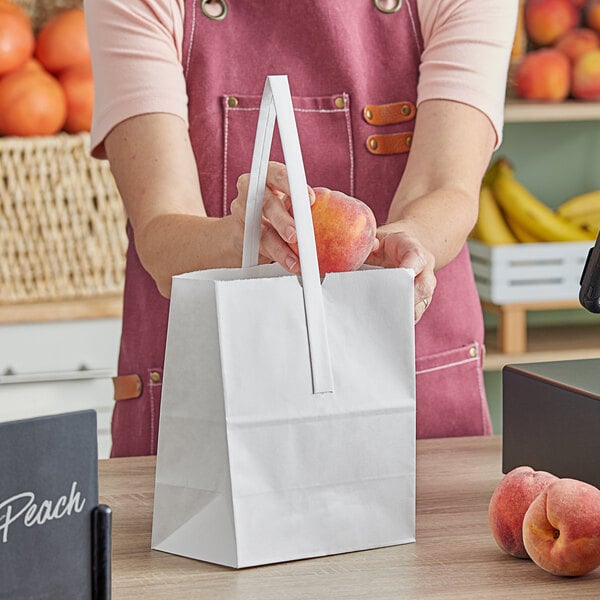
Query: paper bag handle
xmin=242 ymin=75 xmax=334 ymax=395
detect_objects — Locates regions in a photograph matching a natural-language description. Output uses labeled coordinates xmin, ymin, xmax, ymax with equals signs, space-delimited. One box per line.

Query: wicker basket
xmin=16 ymin=0 xmax=83 ymax=31
xmin=0 ymin=133 xmax=127 ymax=305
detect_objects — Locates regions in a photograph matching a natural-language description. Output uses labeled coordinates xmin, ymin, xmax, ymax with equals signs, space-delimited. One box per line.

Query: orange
xmin=0 ymin=68 xmax=67 ymax=136
xmin=35 ymin=8 xmax=90 ymax=74
xmin=0 ymin=10 xmax=35 ymax=76
xmin=58 ymin=62 xmax=94 ymax=133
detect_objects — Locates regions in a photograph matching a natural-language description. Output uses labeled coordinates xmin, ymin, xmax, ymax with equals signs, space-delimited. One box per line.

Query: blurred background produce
xmin=471 ymin=158 xmax=599 ymax=245
xmin=0 ymin=0 xmax=93 ymax=136
xmin=511 ymin=0 xmax=600 ymax=101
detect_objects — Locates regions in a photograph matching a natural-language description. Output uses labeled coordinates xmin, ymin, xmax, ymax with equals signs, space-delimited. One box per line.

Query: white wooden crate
xmin=468 ymin=239 xmax=592 ymax=304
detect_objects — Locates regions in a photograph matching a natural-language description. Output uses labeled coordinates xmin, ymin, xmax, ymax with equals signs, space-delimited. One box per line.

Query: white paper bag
xmin=151 ymin=75 xmax=416 ymax=568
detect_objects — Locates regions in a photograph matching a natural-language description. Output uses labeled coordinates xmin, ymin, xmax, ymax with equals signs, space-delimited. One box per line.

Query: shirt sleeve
xmin=417 ymin=0 xmax=518 ymax=148
xmin=84 ymin=0 xmax=187 ymax=158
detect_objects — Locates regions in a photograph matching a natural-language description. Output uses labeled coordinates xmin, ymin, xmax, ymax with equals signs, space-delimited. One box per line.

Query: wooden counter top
xmin=99 ymin=436 xmax=600 ymax=599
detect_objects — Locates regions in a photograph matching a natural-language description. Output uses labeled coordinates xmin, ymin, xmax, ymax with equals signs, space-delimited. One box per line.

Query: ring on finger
xmin=422 ymin=297 xmax=429 ymax=309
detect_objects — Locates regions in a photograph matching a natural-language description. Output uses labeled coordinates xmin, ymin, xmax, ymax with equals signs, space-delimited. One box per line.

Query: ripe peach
xmin=523 ymin=478 xmax=600 ymax=576
xmin=525 ymin=0 xmax=579 ymax=46
xmin=586 ymin=0 xmax=600 ymax=35
xmin=514 ymin=48 xmax=571 ymax=101
xmin=572 ymin=48 xmax=600 ymax=99
xmin=488 ymin=466 xmax=558 ymax=559
xmin=301 ymin=187 xmax=377 ymax=277
xmin=555 ymin=27 xmax=600 ymax=62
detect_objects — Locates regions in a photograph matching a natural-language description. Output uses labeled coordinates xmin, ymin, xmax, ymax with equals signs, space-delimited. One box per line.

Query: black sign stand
xmin=92 ymin=504 xmax=112 ymax=600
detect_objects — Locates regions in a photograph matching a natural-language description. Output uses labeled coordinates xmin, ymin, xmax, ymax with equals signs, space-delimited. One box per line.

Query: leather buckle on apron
xmin=363 ymin=101 xmax=416 ymax=126
xmin=366 ymin=132 xmax=413 ymax=155
xmin=113 ymin=374 xmax=143 ymax=402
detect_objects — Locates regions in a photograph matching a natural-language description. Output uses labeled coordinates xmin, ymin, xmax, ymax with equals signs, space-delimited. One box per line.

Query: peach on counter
xmin=572 ymin=48 xmax=600 ymax=99
xmin=514 ymin=48 xmax=571 ymax=101
xmin=523 ymin=478 xmax=600 ymax=577
xmin=525 ymin=0 xmax=579 ymax=46
xmin=556 ymin=28 xmax=600 ymax=62
xmin=488 ymin=466 xmax=558 ymax=559
xmin=302 ymin=187 xmax=377 ymax=278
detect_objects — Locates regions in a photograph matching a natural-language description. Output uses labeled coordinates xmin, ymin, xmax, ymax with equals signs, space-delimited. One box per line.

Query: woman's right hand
xmin=230 ymin=161 xmax=315 ymax=274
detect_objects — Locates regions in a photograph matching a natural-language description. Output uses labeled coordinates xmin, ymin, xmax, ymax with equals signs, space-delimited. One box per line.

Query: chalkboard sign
xmin=0 ymin=411 xmax=99 ymax=600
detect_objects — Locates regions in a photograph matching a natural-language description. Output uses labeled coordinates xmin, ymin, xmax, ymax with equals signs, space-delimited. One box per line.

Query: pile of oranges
xmin=0 ymin=0 xmax=93 ymax=136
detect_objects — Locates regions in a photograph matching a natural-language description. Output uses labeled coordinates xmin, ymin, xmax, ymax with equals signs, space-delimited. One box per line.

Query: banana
xmin=556 ymin=189 xmax=600 ymax=220
xmin=507 ymin=217 xmax=540 ymax=243
xmin=559 ymin=209 xmax=600 ymax=233
xmin=489 ymin=159 xmax=596 ymax=242
xmin=473 ymin=184 xmax=518 ymax=245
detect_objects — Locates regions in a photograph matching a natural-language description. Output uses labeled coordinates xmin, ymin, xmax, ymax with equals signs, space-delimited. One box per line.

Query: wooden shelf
xmin=484 ymin=322 xmax=600 ymax=371
xmin=504 ymin=99 xmax=600 ymax=123
xmin=0 ymin=295 xmax=123 ymax=325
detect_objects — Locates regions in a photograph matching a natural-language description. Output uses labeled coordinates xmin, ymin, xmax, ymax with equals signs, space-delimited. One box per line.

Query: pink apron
xmin=111 ymin=0 xmax=492 ymax=457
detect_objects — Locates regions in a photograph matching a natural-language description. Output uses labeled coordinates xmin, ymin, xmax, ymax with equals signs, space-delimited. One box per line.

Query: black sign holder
xmin=92 ymin=504 xmax=112 ymax=600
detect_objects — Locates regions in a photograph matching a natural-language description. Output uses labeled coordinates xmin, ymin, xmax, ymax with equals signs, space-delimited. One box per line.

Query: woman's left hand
xmin=366 ymin=229 xmax=436 ymax=322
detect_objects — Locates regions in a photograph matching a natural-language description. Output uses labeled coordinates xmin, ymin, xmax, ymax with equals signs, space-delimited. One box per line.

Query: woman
xmin=85 ymin=0 xmax=518 ymax=456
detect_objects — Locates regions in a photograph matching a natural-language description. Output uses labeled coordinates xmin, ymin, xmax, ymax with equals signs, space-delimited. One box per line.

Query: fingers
xmin=404 ymin=248 xmax=436 ymax=322
xmin=414 ymin=271 xmax=437 ymax=322
xmin=231 ymin=161 xmax=315 ymax=271
xmin=367 ymin=230 xmax=437 ymax=322
xmin=259 ymin=221 xmax=300 ymax=274
xmin=263 ymin=186 xmax=297 ymax=244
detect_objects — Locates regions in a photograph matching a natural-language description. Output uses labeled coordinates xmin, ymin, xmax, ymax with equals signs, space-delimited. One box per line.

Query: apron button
xmin=401 ymin=104 xmax=411 ymax=116
xmin=150 ymin=371 xmax=162 ymax=383
xmin=368 ymin=138 xmax=379 ymax=150
xmin=364 ymin=107 xmax=374 ymax=121
xmin=469 ymin=346 xmax=478 ymax=358
xmin=227 ymin=96 xmax=239 ymax=108
xmin=334 ymin=96 xmax=346 ymax=109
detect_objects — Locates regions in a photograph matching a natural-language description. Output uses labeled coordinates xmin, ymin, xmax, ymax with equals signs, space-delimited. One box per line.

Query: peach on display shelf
xmin=525 ymin=0 xmax=580 ymax=46
xmin=586 ymin=0 xmax=600 ymax=35
xmin=523 ymin=478 xmax=600 ymax=577
xmin=572 ymin=48 xmax=600 ymax=99
xmin=488 ymin=466 xmax=558 ymax=559
xmin=555 ymin=28 xmax=600 ymax=62
xmin=514 ymin=48 xmax=571 ymax=101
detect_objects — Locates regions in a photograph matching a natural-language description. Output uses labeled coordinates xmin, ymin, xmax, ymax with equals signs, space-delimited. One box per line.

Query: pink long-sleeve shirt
xmin=86 ymin=0 xmax=517 ymax=158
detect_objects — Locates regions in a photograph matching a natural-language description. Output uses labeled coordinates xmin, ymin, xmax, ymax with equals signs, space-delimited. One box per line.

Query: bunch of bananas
xmin=470 ymin=158 xmax=598 ymax=245
xmin=556 ymin=191 xmax=600 ymax=234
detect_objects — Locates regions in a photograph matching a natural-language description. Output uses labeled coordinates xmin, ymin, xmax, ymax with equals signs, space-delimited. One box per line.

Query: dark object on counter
xmin=0 ymin=411 xmax=98 ymax=600
xmin=503 ymin=359 xmax=600 ymax=489
xmin=92 ymin=504 xmax=112 ymax=600
xmin=579 ymin=231 xmax=600 ymax=313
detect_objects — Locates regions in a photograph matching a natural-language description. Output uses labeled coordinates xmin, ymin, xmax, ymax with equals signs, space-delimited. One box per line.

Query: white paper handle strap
xmin=242 ymin=75 xmax=334 ymax=395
